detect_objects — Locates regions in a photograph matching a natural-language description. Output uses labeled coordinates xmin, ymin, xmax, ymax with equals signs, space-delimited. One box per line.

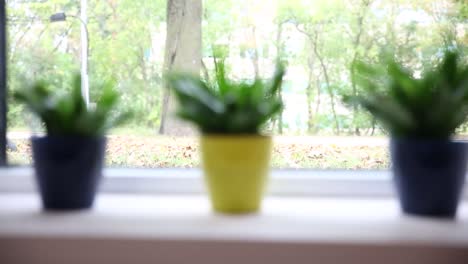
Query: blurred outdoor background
xmin=5 ymin=0 xmax=468 ymax=169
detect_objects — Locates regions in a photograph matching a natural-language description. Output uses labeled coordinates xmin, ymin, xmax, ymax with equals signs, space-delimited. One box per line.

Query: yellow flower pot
xmin=201 ymin=135 xmax=272 ymax=214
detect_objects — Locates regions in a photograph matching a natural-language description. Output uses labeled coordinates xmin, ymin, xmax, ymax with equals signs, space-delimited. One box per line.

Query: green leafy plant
xmin=14 ymin=74 xmax=130 ymax=136
xmin=167 ymin=61 xmax=285 ymax=134
xmin=344 ymin=50 xmax=468 ymax=139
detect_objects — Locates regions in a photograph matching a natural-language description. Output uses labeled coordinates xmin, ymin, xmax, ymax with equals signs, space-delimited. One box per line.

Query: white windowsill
xmin=1 ymin=193 xmax=468 ymax=264
xmin=1 ymin=193 xmax=468 ymax=244
xmin=1 ymin=168 xmax=468 ymax=263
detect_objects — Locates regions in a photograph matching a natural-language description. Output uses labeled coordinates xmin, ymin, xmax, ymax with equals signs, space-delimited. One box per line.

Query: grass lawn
xmin=7 ymin=134 xmax=390 ymax=169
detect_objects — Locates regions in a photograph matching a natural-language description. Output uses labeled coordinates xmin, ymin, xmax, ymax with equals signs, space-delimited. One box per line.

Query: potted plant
xmin=167 ymin=61 xmax=285 ymax=214
xmin=344 ymin=50 xmax=468 ymax=218
xmin=14 ymin=74 xmax=128 ymax=210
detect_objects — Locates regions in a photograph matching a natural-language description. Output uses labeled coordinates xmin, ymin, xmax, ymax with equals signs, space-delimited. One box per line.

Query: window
xmin=2 ymin=0 xmax=467 ymax=169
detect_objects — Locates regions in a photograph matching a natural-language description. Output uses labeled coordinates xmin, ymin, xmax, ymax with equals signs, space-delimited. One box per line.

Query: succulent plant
xmin=344 ymin=50 xmax=468 ymax=139
xmin=167 ymin=61 xmax=285 ymax=134
xmin=14 ymin=74 xmax=130 ymax=136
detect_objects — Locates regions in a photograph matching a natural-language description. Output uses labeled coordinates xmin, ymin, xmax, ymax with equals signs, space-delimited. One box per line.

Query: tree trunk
xmin=295 ymin=23 xmax=339 ymax=134
xmin=306 ymin=57 xmax=315 ymax=133
xmin=159 ymin=0 xmax=202 ymax=136
xmin=277 ymin=83 xmax=284 ymax=134
xmin=315 ymin=76 xmax=321 ymax=119
xmin=309 ymin=29 xmax=340 ymax=134
xmin=250 ymin=26 xmax=260 ymax=79
xmin=275 ymin=23 xmax=284 ymax=134
xmin=350 ymin=14 xmax=365 ymax=136
xmin=370 ymin=118 xmax=376 ymax=136
xmin=201 ymin=58 xmax=210 ymax=84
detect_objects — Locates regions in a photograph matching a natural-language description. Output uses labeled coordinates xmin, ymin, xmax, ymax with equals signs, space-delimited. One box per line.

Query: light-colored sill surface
xmin=1 ymin=193 xmax=468 ymax=245
xmin=1 ymin=194 xmax=468 ymax=264
xmin=1 ymin=168 xmax=468 ymax=264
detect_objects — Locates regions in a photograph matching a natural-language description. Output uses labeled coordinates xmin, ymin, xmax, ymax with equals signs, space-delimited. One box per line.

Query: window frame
xmin=0 ymin=167 xmax=393 ymax=196
xmin=1 ymin=167 xmax=468 ymax=199
xmin=0 ymin=0 xmax=7 ymax=166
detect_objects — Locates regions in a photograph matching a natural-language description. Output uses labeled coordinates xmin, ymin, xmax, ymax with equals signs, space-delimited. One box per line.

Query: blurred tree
xmin=7 ymin=0 xmax=166 ymax=129
xmin=6 ymin=0 xmax=466 ymax=135
xmin=159 ymin=0 xmax=202 ymax=136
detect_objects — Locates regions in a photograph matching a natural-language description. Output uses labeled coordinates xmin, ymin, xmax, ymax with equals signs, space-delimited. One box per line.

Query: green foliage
xmin=167 ymin=61 xmax=285 ymax=134
xmin=454 ymin=0 xmax=468 ymax=20
xmin=14 ymin=74 xmax=130 ymax=136
xmin=7 ymin=0 xmax=165 ymax=129
xmin=7 ymin=0 xmax=467 ymax=135
xmin=344 ymin=49 xmax=468 ymax=139
xmin=212 ymin=44 xmax=230 ymax=59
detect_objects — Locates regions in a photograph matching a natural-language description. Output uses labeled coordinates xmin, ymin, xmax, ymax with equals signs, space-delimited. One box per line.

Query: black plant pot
xmin=391 ymin=138 xmax=467 ymax=218
xmin=32 ymin=136 xmax=106 ymax=210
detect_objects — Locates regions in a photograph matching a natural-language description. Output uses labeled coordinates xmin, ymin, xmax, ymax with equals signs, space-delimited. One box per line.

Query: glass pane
xmin=7 ymin=0 xmax=467 ymax=169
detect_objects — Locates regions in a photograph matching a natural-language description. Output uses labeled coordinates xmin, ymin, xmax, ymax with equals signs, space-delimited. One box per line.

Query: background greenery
xmin=4 ymin=0 xmax=468 ymax=168
xmin=6 ymin=0 xmax=467 ymax=135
